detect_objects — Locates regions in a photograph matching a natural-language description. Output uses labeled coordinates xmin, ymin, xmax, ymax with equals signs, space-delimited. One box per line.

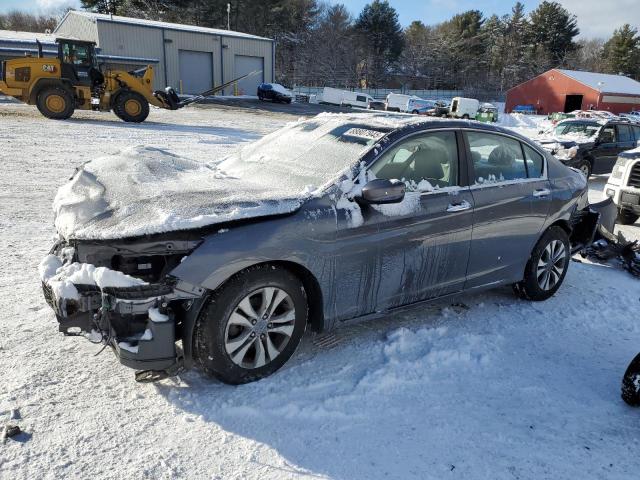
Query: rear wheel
xmin=36 ymin=85 xmax=75 ymax=120
xmin=514 ymin=226 xmax=570 ymax=301
xmin=462 ymin=114 xmax=470 ymax=119
xmin=412 ymin=110 xmax=419 ymax=114
xmin=617 ymin=208 xmax=639 ymax=225
xmin=113 ymin=91 xmax=150 ymax=123
xmin=194 ymin=265 xmax=308 ymax=384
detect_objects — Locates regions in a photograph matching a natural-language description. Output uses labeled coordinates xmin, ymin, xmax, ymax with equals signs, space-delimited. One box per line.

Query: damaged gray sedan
xmin=41 ymin=114 xmax=599 ymax=384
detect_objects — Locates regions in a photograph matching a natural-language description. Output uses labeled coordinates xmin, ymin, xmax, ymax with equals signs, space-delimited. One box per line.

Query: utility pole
xmin=227 ymin=3 xmax=231 ymax=30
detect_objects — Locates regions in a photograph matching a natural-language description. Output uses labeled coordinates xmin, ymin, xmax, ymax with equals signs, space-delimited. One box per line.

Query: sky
xmin=1 ymin=0 xmax=638 ymax=39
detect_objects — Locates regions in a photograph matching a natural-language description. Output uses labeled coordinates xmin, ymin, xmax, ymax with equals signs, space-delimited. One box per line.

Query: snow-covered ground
xmin=1 ymin=103 xmax=639 ymax=479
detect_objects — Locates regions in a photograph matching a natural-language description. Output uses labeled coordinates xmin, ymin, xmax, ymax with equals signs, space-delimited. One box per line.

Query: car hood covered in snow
xmin=53 ymin=146 xmax=306 ymax=240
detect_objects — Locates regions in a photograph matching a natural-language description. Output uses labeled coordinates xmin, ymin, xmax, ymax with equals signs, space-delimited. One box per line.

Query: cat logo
xmin=42 ymin=64 xmax=56 ymax=73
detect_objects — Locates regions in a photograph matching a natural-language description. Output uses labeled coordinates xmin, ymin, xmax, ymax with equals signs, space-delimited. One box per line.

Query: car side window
xmin=600 ymin=125 xmax=616 ymax=143
xmin=523 ymin=144 xmax=544 ymax=178
xmin=617 ymin=124 xmax=633 ymax=143
xmin=356 ymin=95 xmax=367 ymax=103
xmin=632 ymin=125 xmax=640 ymax=141
xmin=466 ymin=131 xmax=527 ymax=183
xmin=369 ymin=131 xmax=459 ymax=191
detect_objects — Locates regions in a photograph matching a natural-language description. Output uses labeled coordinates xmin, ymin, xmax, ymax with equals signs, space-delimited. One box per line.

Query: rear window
xmin=467 ymin=132 xmax=527 ymax=183
xmin=523 ymin=144 xmax=544 ymax=178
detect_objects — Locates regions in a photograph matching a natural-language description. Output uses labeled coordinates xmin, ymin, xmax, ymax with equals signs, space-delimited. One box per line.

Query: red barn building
xmin=505 ymin=69 xmax=640 ymax=115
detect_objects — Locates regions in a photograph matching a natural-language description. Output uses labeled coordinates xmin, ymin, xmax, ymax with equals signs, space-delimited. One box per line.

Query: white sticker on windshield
xmin=343 ymin=128 xmax=385 ymax=141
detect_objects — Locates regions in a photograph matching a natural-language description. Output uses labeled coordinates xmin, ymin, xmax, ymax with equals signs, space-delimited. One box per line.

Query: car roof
xmin=311 ymin=113 xmax=529 ymax=142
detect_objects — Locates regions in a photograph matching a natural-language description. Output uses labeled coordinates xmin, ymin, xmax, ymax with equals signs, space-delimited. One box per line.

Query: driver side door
xmin=331 ymin=129 xmax=474 ymax=320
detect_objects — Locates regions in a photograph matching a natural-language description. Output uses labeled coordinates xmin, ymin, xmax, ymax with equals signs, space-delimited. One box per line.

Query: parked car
xmin=537 ymin=118 xmax=640 ymax=178
xmin=620 ymin=111 xmax=640 ymax=122
xmin=603 ymin=147 xmax=640 ymax=224
xmin=318 ymin=87 xmax=373 ymax=108
xmin=424 ymin=100 xmax=450 ymax=117
xmin=476 ymin=103 xmax=499 ymax=123
xmin=513 ymin=104 xmax=537 ymax=114
xmin=367 ymin=100 xmax=387 ymax=111
xmin=257 ymin=83 xmax=292 ymax=103
xmin=386 ymin=93 xmax=423 ymax=112
xmin=449 ymin=97 xmax=480 ymax=119
xmin=41 ymin=115 xmax=598 ymax=384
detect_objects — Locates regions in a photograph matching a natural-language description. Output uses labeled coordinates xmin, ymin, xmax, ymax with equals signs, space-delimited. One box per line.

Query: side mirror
xmin=360 ymin=179 xmax=406 ymax=204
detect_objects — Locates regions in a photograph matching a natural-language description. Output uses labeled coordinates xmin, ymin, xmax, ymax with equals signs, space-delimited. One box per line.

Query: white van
xmin=386 ymin=93 xmax=423 ymax=112
xmin=318 ymin=87 xmax=373 ymax=109
xmin=449 ymin=97 xmax=480 ymax=119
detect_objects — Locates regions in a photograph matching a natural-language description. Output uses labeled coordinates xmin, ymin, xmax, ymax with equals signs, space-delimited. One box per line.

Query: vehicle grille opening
xmin=628 ymin=162 xmax=640 ymax=188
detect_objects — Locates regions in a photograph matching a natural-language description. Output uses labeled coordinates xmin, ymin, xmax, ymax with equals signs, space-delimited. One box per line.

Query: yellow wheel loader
xmin=0 ymin=38 xmax=259 ymax=122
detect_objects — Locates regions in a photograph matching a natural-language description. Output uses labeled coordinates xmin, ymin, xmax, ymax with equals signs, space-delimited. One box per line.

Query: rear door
xmin=617 ymin=124 xmax=636 ymax=155
xmin=464 ymin=130 xmax=551 ymax=288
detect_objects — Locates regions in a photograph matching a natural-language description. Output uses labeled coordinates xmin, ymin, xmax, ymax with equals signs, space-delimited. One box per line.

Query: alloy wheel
xmin=224 ymin=287 xmax=296 ymax=369
xmin=536 ymin=239 xmax=567 ymax=291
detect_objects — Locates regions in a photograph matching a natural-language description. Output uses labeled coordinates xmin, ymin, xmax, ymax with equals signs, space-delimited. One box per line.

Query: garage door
xmin=178 ymin=50 xmax=213 ymax=95
xmin=234 ymin=55 xmax=264 ymax=95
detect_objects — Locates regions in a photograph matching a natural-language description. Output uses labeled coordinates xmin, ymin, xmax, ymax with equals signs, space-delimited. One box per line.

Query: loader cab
xmin=57 ymin=39 xmax=101 ymax=87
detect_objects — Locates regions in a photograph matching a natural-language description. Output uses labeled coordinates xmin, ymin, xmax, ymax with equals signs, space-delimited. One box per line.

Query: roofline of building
xmin=55 ymin=10 xmax=275 ymax=43
xmin=507 ymin=68 xmax=640 ymax=96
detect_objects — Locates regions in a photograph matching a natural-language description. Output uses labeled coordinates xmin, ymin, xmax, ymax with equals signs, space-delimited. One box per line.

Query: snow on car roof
xmin=557 ymin=69 xmax=640 ymax=96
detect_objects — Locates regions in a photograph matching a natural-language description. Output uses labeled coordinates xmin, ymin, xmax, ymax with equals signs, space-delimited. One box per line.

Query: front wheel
xmin=112 ymin=91 xmax=150 ymax=123
xmin=462 ymin=114 xmax=470 ymax=119
xmin=622 ymin=352 xmax=640 ymax=406
xmin=617 ymin=208 xmax=639 ymax=225
xmin=514 ymin=226 xmax=570 ymax=301
xmin=194 ymin=265 xmax=308 ymax=384
xmin=36 ymin=85 xmax=75 ymax=120
xmin=576 ymin=160 xmax=592 ymax=179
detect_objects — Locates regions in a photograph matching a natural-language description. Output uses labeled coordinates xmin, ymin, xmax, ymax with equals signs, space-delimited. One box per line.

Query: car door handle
xmin=533 ymin=188 xmax=550 ymax=198
xmin=446 ymin=200 xmax=472 ymax=212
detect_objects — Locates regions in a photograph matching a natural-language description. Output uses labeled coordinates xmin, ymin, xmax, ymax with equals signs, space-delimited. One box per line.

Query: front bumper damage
xmin=41 ymin=242 xmax=205 ymax=377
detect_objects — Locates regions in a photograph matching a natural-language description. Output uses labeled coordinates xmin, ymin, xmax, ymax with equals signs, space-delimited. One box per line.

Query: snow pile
xmin=39 ymin=254 xmax=147 ymax=301
xmin=358 ymin=326 xmax=493 ymax=391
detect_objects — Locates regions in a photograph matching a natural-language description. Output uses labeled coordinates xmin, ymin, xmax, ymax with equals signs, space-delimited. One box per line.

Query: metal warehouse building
xmin=506 ymin=69 xmax=640 ymax=115
xmin=0 ymin=10 xmax=274 ymax=96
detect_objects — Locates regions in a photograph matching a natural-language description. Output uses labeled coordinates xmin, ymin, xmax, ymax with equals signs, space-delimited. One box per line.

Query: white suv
xmin=604 ymin=148 xmax=640 ymax=224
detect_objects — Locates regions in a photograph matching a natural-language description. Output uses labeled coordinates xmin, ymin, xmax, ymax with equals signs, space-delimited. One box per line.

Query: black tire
xmin=194 ymin=265 xmax=308 ymax=384
xmin=36 ymin=85 xmax=75 ymax=120
xmin=514 ymin=226 xmax=571 ymax=301
xmin=462 ymin=114 xmax=470 ymax=119
xmin=576 ymin=160 xmax=592 ymax=179
xmin=412 ymin=110 xmax=419 ymax=114
xmin=617 ymin=208 xmax=639 ymax=225
xmin=112 ymin=91 xmax=150 ymax=123
xmin=622 ymin=352 xmax=640 ymax=406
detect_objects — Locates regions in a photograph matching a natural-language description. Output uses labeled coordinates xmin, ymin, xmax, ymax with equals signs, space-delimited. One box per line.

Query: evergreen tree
xmin=354 ymin=0 xmax=404 ymax=87
xmin=528 ymin=1 xmax=579 ymax=68
xmin=603 ymin=24 xmax=640 ymax=78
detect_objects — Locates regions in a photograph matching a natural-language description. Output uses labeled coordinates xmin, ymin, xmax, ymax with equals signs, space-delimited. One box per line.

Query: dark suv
xmin=538 ymin=118 xmax=640 ymax=177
